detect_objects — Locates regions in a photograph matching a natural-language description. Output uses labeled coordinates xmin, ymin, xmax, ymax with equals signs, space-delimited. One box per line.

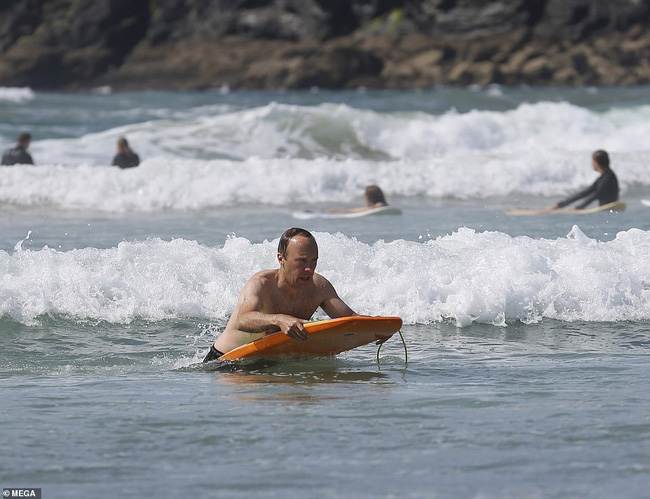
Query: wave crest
xmin=2 ymin=228 xmax=649 ymax=325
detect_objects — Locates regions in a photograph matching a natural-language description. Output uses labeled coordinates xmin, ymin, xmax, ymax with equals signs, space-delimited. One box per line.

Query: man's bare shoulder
xmin=312 ymin=272 xmax=336 ymax=292
xmin=246 ymin=269 xmax=278 ymax=288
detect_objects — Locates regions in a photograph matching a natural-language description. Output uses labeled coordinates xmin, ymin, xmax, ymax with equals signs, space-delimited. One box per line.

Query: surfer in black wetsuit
xmin=1 ymin=132 xmax=34 ymax=166
xmin=112 ymin=137 xmax=140 ymax=169
xmin=547 ymin=150 xmax=619 ymax=211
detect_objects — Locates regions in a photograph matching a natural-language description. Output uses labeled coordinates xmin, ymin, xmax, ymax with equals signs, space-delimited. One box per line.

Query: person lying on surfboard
xmin=545 ymin=150 xmax=619 ymax=211
xmin=326 ymin=185 xmax=388 ymax=214
xmin=203 ymin=227 xmax=358 ymax=362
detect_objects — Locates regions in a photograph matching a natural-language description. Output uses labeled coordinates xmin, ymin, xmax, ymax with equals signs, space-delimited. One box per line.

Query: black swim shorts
xmin=203 ymin=345 xmax=225 ymax=363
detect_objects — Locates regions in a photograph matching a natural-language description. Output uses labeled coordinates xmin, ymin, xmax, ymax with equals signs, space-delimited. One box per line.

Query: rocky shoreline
xmin=1 ymin=0 xmax=650 ymax=91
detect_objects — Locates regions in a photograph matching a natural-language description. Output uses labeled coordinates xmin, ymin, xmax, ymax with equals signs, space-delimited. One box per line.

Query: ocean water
xmin=1 ymin=85 xmax=650 ymax=498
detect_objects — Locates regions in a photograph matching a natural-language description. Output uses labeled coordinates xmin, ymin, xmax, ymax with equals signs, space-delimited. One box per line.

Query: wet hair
xmin=592 ymin=150 xmax=610 ymax=169
xmin=117 ymin=137 xmax=132 ymax=154
xmin=365 ymin=185 xmax=387 ymax=205
xmin=278 ymin=228 xmax=316 ymax=257
xmin=17 ymin=132 xmax=31 ymax=146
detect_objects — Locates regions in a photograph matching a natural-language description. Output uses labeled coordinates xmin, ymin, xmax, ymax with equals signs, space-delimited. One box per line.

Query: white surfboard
xmin=292 ymin=205 xmax=402 ymax=220
xmin=507 ymin=200 xmax=626 ymax=216
xmin=641 ymin=199 xmax=650 ymax=207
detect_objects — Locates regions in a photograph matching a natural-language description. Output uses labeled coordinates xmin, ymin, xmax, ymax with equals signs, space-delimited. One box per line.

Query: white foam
xmin=1 ymin=229 xmax=649 ymax=326
xmin=91 ymin=86 xmax=112 ymax=95
xmin=0 ymin=87 xmax=35 ymax=103
xmin=31 ymin=100 xmax=649 ymax=163
xmin=0 ymin=147 xmax=647 ymax=212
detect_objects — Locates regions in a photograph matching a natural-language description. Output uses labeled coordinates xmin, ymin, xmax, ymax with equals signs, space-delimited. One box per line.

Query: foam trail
xmin=1 ymin=229 xmax=649 ymax=326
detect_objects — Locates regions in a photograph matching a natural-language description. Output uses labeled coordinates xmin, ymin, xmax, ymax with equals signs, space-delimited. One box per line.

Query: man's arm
xmin=234 ymin=276 xmax=309 ymax=341
xmin=575 ymin=173 xmax=615 ymax=209
xmin=574 ymin=191 xmax=599 ymax=209
xmin=318 ymin=278 xmax=358 ymax=318
xmin=556 ymin=179 xmax=597 ymax=209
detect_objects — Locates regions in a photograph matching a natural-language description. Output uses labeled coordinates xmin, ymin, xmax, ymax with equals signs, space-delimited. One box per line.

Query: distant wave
xmin=2 ymin=228 xmax=649 ymax=325
xmin=30 ymin=100 xmax=650 ymax=162
xmin=0 ymin=87 xmax=35 ymax=103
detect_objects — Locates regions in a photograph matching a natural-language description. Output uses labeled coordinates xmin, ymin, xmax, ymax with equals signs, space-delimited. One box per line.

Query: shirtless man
xmin=203 ymin=227 xmax=357 ymax=362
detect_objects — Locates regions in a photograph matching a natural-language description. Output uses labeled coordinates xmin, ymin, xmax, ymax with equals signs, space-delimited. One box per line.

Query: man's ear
xmin=277 ymin=252 xmax=284 ymax=266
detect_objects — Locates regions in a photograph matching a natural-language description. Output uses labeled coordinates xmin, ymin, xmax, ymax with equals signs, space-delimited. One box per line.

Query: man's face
xmin=279 ymin=236 xmax=318 ymax=287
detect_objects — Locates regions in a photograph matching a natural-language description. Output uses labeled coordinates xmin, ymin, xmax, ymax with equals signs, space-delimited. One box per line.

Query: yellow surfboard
xmin=219 ymin=316 xmax=403 ymax=361
xmin=506 ymin=200 xmax=626 ymax=216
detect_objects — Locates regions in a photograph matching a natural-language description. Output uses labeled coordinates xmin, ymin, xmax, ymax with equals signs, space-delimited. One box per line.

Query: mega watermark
xmin=3 ymin=489 xmax=41 ymax=499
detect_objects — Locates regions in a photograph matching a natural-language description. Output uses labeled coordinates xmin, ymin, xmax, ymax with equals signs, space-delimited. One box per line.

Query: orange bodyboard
xmin=219 ymin=316 xmax=403 ymax=361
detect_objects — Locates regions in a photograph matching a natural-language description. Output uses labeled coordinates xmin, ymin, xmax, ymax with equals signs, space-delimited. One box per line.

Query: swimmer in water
xmin=326 ymin=185 xmax=389 ymax=213
xmin=112 ymin=137 xmax=140 ymax=169
xmin=203 ymin=227 xmax=358 ymax=362
xmin=1 ymin=132 xmax=34 ymax=166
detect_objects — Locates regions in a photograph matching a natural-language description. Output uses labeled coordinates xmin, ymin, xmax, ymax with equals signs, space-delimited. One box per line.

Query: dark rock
xmin=144 ymin=0 xmax=397 ymax=44
xmin=521 ymin=56 xmax=554 ymax=83
xmin=284 ymin=44 xmax=384 ymax=88
xmin=0 ymin=45 xmax=66 ymax=87
xmin=2 ymin=0 xmax=650 ymax=90
xmin=0 ymin=0 xmax=148 ymax=87
xmin=0 ymin=0 xmax=42 ymax=52
xmin=405 ymin=0 xmax=535 ymax=37
xmin=535 ymin=0 xmax=650 ymax=41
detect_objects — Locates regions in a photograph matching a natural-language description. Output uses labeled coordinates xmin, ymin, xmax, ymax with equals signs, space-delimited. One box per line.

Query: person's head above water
xmin=277 ymin=227 xmax=319 ymax=288
xmin=277 ymin=227 xmax=316 ymax=258
xmin=17 ymin=132 xmax=31 ymax=148
xmin=364 ymin=185 xmax=387 ymax=206
xmin=117 ymin=137 xmax=132 ymax=154
xmin=592 ymin=150 xmax=610 ymax=172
